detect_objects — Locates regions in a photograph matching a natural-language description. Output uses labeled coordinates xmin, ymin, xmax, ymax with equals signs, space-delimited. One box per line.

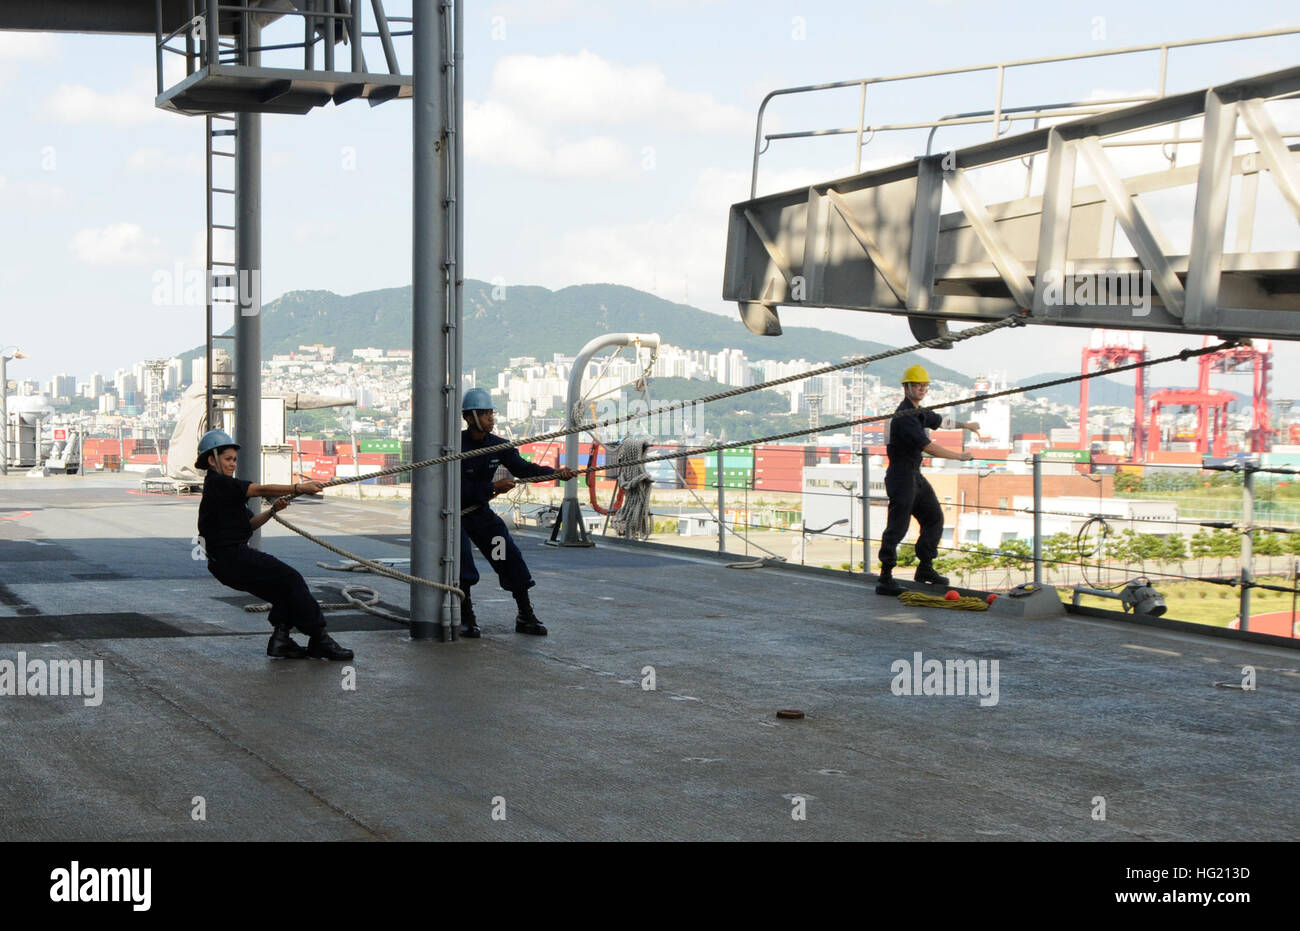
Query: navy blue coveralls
xmin=460 ymin=429 xmax=554 ymax=594
xmin=198 ymin=470 xmax=326 ymax=635
xmin=878 ymin=398 xmax=944 ymax=571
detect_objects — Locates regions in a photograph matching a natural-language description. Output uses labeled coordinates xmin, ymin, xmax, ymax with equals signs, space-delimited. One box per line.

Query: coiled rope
xmin=898 ymin=591 xmax=990 ymax=611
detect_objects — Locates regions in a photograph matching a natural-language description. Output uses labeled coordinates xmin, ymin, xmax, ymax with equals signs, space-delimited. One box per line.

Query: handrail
xmin=750 ymin=26 xmax=1300 ymax=196
xmin=156 ymin=0 xmax=400 ymax=86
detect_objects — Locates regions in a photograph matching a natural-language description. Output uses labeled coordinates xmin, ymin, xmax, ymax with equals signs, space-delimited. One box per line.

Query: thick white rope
xmin=240 ymin=581 xmax=411 ymax=624
xmin=610 ymin=438 xmax=652 ymax=540
xmin=271 ymin=513 xmax=464 ymax=599
xmin=266 ymin=329 xmax=1237 ymax=592
xmin=319 ymin=316 xmax=1025 ymax=489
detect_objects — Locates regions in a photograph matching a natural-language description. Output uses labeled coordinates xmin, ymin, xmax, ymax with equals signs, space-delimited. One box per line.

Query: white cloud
xmin=487 ymin=0 xmax=727 ymax=29
xmin=527 ymin=166 xmax=749 ymax=303
xmin=466 ymin=98 xmax=634 ymax=179
xmin=465 ymin=50 xmax=748 ymax=178
xmin=491 ymin=50 xmax=749 ymax=133
xmin=45 ymin=83 xmax=164 ymax=126
xmin=293 ymin=221 xmax=341 ymax=244
xmin=168 ymin=230 xmax=209 ymax=273
xmin=69 ymin=224 xmax=163 ymax=266
xmin=0 ymin=33 xmax=59 ymax=88
xmin=525 ymin=161 xmax=897 ymax=308
xmin=0 ymin=33 xmax=59 ymax=58
xmin=0 ymin=174 xmax=67 ymax=206
xmin=487 ymin=0 xmax=586 ymax=27
xmin=127 ymin=148 xmax=204 ymax=175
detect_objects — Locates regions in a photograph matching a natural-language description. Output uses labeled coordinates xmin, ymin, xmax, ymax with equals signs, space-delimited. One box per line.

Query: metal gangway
xmin=723 ymin=28 xmax=1300 ymax=345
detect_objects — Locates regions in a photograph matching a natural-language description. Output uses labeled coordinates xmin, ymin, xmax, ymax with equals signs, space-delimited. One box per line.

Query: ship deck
xmin=1 ymin=473 xmax=1296 ymax=841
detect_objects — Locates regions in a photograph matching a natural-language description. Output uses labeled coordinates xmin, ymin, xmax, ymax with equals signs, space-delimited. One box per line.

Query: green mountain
xmin=1026 ymin=374 xmax=1249 ymax=409
xmin=1026 ymin=374 xmax=1136 ymax=408
xmin=178 ymin=281 xmax=973 ymax=386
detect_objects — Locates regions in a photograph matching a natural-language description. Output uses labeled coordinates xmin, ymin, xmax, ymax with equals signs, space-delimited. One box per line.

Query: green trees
xmin=932 ymin=554 xmax=960 ymax=581
xmin=1042 ymin=532 xmax=1075 ymax=583
xmin=1105 ymin=529 xmax=1133 ymax=573
xmin=1113 ymin=472 xmax=1142 ymax=494
xmin=1254 ymin=530 xmax=1284 ymax=574
xmin=1126 ymin=530 xmax=1168 ymax=576
xmin=1210 ymin=528 xmax=1239 ymax=577
xmin=965 ymin=544 xmax=997 ymax=587
xmin=1190 ymin=530 xmax=1215 ymax=568
xmin=1163 ymin=534 xmax=1189 ymax=576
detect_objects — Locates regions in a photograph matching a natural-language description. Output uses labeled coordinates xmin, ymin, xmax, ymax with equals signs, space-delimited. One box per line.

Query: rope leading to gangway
xmin=501 ymin=338 xmax=1242 ymax=489
xmin=265 ymin=327 xmax=1242 ymax=599
xmin=315 ymin=316 xmax=1028 ymax=490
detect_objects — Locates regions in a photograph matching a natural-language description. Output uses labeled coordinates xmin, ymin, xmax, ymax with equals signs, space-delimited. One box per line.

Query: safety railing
xmin=565 ymin=451 xmax=1300 ymax=640
xmin=749 ymin=26 xmax=1300 ymax=197
xmin=155 ymin=0 xmax=411 ymax=95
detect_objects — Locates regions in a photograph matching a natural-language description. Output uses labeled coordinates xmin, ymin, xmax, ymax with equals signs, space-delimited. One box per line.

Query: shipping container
xmin=578 ymin=453 xmax=609 ymax=488
xmin=1146 ymin=450 xmax=1201 ymax=465
xmin=684 ymin=457 xmax=707 ymax=489
xmin=929 ymin=430 xmax=963 ymax=449
xmin=754 ymin=473 xmax=802 ymax=492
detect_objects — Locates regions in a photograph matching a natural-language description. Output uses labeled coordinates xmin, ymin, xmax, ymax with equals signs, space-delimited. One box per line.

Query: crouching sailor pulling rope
xmin=195 ymin=429 xmax=354 ymax=660
xmin=459 ymin=388 xmax=577 ymax=638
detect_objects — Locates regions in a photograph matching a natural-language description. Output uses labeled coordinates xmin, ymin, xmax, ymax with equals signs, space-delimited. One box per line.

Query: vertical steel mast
xmin=410 ymin=0 xmax=460 ymax=640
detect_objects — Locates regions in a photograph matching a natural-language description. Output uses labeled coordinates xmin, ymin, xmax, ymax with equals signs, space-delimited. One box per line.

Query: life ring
xmin=588 ymin=440 xmax=625 ymax=515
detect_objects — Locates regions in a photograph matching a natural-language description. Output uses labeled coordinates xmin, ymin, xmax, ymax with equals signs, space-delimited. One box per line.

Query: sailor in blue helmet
xmin=195 ymin=429 xmax=353 ymax=660
xmin=459 ymin=388 xmax=577 ymax=638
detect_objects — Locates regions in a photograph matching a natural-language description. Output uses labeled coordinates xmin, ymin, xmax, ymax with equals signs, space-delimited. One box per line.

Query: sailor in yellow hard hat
xmin=876 ymin=364 xmax=982 ymax=597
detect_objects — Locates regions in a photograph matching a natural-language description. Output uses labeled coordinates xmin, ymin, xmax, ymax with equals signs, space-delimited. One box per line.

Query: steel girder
xmin=723 ymin=65 xmax=1300 ymax=343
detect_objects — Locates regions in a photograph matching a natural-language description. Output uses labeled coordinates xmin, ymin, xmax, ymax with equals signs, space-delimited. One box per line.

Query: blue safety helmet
xmin=196 ymin=429 xmax=239 ymax=470
xmin=462 ymin=388 xmax=494 ymax=412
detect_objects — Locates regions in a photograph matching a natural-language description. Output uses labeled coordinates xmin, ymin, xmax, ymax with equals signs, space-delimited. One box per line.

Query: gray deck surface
xmin=1 ymin=475 xmax=1296 ymax=841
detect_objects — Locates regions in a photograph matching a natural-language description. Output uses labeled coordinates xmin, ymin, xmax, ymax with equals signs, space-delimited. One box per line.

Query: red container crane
xmin=1079 ymin=330 xmax=1147 ymax=458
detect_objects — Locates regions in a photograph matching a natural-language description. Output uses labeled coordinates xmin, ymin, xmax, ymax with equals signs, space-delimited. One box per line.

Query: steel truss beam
xmin=723 ymin=65 xmax=1300 ymax=342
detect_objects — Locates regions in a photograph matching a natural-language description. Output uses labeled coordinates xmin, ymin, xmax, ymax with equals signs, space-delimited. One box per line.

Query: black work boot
xmin=875 ymin=569 xmax=903 ymax=597
xmin=306 ymin=632 xmax=354 ymax=661
xmin=513 ymin=590 xmax=547 ymax=636
xmin=267 ymin=626 xmax=309 ymax=658
xmin=914 ymin=563 xmax=949 ymax=586
xmin=459 ymin=593 xmax=481 ymax=639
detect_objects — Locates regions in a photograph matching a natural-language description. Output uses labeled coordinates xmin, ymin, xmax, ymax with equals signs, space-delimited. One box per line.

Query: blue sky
xmin=1 ymin=0 xmax=1298 ymax=402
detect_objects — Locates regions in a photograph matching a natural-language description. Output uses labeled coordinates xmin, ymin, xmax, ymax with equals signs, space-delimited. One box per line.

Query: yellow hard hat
xmin=902 ymin=364 xmax=930 ymax=385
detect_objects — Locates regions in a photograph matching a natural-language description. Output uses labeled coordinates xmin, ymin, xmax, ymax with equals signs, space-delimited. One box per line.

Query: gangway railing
xmin=750 ymin=26 xmax=1300 ymax=197
xmin=726 ymin=29 xmax=1300 ymax=345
